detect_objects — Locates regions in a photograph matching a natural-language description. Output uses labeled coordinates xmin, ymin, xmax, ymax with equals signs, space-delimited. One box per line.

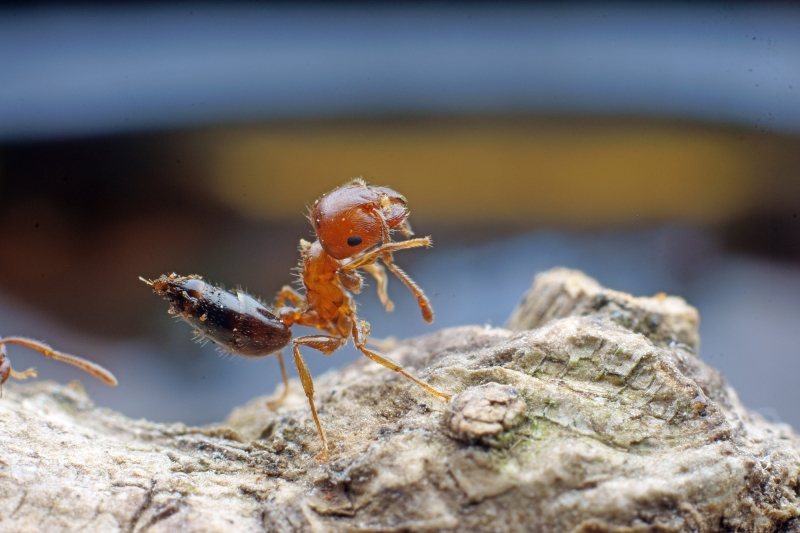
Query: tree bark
xmin=1 ymin=268 xmax=799 ymax=532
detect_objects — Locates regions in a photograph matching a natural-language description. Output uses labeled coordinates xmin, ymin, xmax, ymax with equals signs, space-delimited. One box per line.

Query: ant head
xmin=311 ymin=179 xmax=409 ymax=260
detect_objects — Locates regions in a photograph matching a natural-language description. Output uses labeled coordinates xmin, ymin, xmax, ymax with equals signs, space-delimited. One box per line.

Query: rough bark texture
xmin=2 ymin=268 xmax=799 ymax=532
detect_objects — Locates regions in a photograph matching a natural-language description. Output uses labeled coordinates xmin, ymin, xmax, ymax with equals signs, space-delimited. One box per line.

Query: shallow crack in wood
xmin=1 ymin=267 xmax=799 ymax=532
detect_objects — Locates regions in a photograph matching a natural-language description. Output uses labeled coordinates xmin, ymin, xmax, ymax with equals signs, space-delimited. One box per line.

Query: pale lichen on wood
xmin=1 ymin=268 xmax=799 ymax=532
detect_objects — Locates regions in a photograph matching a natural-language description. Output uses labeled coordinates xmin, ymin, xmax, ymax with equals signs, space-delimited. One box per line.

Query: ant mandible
xmin=0 ymin=336 xmax=118 ymax=396
xmin=143 ymin=179 xmax=450 ymax=458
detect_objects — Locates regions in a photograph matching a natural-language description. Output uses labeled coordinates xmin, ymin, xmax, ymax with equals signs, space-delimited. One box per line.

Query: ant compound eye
xmin=347 ymin=236 xmax=363 ymax=247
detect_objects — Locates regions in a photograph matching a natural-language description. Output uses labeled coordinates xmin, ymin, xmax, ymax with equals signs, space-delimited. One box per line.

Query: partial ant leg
xmin=10 ymin=368 xmax=38 ymax=380
xmin=291 ymin=334 xmax=347 ymax=459
xmin=351 ymin=320 xmax=449 ymax=401
xmin=266 ymin=351 xmax=290 ymax=410
xmin=362 ymin=263 xmax=394 ymax=312
xmin=337 ymin=268 xmax=364 ymax=294
xmin=357 ymin=345 xmax=449 ymax=400
xmin=277 ymin=306 xmax=338 ymax=337
xmin=349 ymin=220 xmax=431 ymax=320
xmin=0 ymin=348 xmax=37 ymax=397
xmin=379 ymin=213 xmax=392 ymax=245
xmin=275 ymin=285 xmax=305 ymax=309
xmin=0 ymin=337 xmax=117 ymax=386
xmin=381 ymin=255 xmax=434 ymax=324
xmin=365 ymin=336 xmax=398 ymax=352
xmin=343 ymin=237 xmax=432 ymax=271
xmin=396 ymin=219 xmax=414 ymax=237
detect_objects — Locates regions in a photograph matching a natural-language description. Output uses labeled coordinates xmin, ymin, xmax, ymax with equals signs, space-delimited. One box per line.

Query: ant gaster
xmin=143 ymin=179 xmax=449 ymax=458
xmin=0 ymin=336 xmax=118 ymax=396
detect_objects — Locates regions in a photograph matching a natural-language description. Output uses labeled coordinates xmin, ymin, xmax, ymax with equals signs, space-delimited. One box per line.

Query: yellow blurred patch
xmin=188 ymin=117 xmax=757 ymax=226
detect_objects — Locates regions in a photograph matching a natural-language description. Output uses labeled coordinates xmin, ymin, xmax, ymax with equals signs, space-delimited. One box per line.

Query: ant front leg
xmin=351 ymin=320 xmax=450 ymax=401
xmin=291 ymin=335 xmax=347 ymax=459
xmin=380 ymin=253 xmax=434 ymax=323
xmin=343 ymin=237 xmax=432 ymax=271
xmin=343 ymin=239 xmax=434 ymax=322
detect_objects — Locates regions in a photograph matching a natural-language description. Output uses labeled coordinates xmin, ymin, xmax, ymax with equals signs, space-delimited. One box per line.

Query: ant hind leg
xmin=291 ymin=335 xmax=347 ymax=460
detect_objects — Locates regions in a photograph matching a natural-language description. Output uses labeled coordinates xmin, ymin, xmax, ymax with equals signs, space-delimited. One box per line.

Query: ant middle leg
xmin=291 ymin=334 xmax=347 ymax=459
xmin=351 ymin=320 xmax=450 ymax=401
xmin=362 ymin=263 xmax=393 ymax=312
xmin=266 ymin=351 xmax=291 ymax=410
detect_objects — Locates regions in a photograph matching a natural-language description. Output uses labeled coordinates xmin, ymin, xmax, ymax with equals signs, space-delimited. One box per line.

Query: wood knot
xmin=444 ymin=383 xmax=527 ymax=445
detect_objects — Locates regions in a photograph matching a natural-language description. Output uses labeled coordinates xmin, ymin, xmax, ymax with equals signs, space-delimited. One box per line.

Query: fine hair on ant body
xmin=144 ymin=179 xmax=450 ymax=458
xmin=0 ymin=336 xmax=118 ymax=396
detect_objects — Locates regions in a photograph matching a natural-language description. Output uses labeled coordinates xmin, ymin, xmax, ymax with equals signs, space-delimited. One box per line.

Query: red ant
xmin=143 ymin=179 xmax=449 ymax=458
xmin=0 ymin=336 xmax=118 ymax=396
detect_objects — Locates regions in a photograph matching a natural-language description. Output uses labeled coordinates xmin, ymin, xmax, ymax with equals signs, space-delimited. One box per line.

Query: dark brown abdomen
xmin=156 ymin=275 xmax=291 ymax=357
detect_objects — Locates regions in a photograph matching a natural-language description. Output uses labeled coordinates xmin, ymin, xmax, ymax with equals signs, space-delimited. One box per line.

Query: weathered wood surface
xmin=1 ymin=268 xmax=799 ymax=532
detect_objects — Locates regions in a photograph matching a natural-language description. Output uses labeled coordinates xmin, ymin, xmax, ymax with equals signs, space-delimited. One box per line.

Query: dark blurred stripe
xmin=1 ymin=3 xmax=798 ymax=140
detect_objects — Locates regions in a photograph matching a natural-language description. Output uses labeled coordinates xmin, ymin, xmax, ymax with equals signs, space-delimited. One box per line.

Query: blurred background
xmin=1 ymin=2 xmax=799 ymax=428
